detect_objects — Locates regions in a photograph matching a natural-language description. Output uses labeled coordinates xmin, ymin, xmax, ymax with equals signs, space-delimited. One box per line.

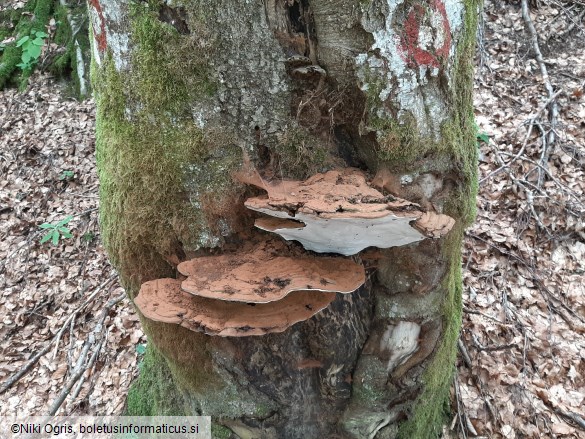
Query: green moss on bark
xmin=397 ymin=229 xmax=464 ymax=438
xmin=93 ymin=2 xmax=264 ymax=421
xmin=274 ymin=125 xmax=329 ymax=179
xmin=92 ymin=2 xmax=239 ymax=291
xmin=49 ymin=2 xmax=90 ymax=98
xmin=126 ymin=345 xmax=185 ymax=416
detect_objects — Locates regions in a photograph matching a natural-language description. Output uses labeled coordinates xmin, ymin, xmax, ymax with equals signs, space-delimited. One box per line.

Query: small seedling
xmin=59 ymin=170 xmax=75 ymax=181
xmin=476 ymin=131 xmax=489 ymax=144
xmin=135 ymin=344 xmax=147 ymax=356
xmin=474 ymin=122 xmax=490 ymax=144
xmin=81 ymin=231 xmax=96 ymax=243
xmin=39 ymin=216 xmax=73 ymax=246
xmin=16 ymin=29 xmax=48 ymax=71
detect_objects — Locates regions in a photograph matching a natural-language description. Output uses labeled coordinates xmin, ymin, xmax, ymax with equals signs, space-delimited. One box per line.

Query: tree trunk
xmin=89 ymin=0 xmax=478 ymax=437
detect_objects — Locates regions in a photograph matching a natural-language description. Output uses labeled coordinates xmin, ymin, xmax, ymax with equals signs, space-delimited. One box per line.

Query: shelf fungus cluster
xmin=134 ymin=241 xmax=366 ymax=336
xmin=242 ymin=168 xmax=455 ymax=255
xmin=135 ymin=168 xmax=454 ymax=337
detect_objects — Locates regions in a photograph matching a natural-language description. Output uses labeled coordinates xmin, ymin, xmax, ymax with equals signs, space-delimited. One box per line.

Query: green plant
xmin=39 ymin=215 xmax=73 ymax=245
xmin=81 ymin=231 xmax=96 ymax=243
xmin=136 ymin=344 xmax=147 ymax=355
xmin=59 ymin=170 xmax=75 ymax=181
xmin=474 ymin=122 xmax=489 ymax=144
xmin=16 ymin=29 xmax=48 ymax=71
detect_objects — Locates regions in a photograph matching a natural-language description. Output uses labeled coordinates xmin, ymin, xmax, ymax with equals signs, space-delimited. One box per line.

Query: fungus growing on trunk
xmin=134 ymin=240 xmax=366 ymax=336
xmin=241 ymin=169 xmax=454 ymax=255
xmin=178 ymin=241 xmax=365 ymax=303
xmin=134 ymin=278 xmax=337 ymax=337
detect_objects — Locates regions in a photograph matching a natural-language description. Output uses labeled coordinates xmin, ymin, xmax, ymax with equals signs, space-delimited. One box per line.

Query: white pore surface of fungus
xmin=243 ymin=169 xmax=452 ymax=256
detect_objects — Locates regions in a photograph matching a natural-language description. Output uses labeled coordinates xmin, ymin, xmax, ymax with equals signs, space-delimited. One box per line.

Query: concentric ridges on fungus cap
xmin=241 ymin=168 xmax=455 ymax=255
xmin=134 ymin=278 xmax=337 ymax=337
xmin=177 ymin=241 xmax=366 ymax=303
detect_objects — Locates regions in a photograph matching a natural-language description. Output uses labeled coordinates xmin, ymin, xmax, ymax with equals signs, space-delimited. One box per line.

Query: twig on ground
xmin=468 ymin=233 xmax=585 ymax=329
xmin=557 ymin=6 xmax=585 ymax=39
xmin=0 ymin=273 xmax=118 ymax=395
xmin=47 ymin=292 xmax=125 ymax=415
xmin=521 ymin=0 xmax=560 ymax=186
xmin=458 ymin=338 xmax=472 ymax=368
xmin=479 ymin=90 xmax=562 ymax=184
xmin=536 ymin=391 xmax=585 ymax=431
xmin=453 ymin=376 xmax=471 ymax=438
xmin=471 ymin=334 xmax=519 ymax=352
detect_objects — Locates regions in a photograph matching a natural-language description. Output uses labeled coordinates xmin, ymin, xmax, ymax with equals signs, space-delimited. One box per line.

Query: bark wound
xmin=273 ymin=0 xmax=318 ymax=61
xmin=158 ymin=5 xmax=190 ymax=35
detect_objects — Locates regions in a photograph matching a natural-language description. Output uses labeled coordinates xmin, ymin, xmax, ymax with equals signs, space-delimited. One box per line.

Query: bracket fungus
xmin=242 ymin=169 xmax=455 ymax=255
xmin=135 ymin=278 xmax=337 ymax=336
xmin=134 ymin=241 xmax=366 ymax=336
xmin=178 ymin=243 xmax=365 ymax=303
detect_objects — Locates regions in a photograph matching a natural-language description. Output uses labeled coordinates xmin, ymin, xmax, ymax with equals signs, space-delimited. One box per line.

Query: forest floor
xmin=0 ymin=0 xmax=584 ymax=437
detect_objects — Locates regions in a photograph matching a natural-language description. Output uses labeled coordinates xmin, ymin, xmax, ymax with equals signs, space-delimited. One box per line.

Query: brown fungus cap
xmin=241 ymin=169 xmax=454 ymax=255
xmin=178 ymin=241 xmax=365 ymax=303
xmin=134 ymin=278 xmax=336 ymax=336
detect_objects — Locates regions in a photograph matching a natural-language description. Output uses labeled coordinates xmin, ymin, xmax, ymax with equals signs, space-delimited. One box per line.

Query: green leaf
xmin=477 ymin=132 xmax=489 ymax=144
xmin=39 ymin=223 xmax=54 ymax=229
xmin=52 ymin=231 xmax=59 ymax=245
xmin=59 ymin=170 xmax=75 ymax=180
xmin=34 ymin=31 xmax=48 ymax=38
xmin=21 ymin=51 xmax=31 ymax=63
xmin=55 ymin=216 xmax=73 ymax=227
xmin=40 ymin=231 xmax=54 ymax=244
xmin=59 ymin=230 xmax=73 ymax=239
xmin=27 ymin=44 xmax=42 ymax=59
xmin=82 ymin=232 xmax=95 ymax=243
xmin=32 ymin=37 xmax=45 ymax=46
xmin=16 ymin=36 xmax=29 ymax=47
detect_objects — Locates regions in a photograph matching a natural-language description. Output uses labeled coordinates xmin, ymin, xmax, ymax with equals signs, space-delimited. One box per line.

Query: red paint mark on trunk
xmin=399 ymin=0 xmax=451 ymax=68
xmin=88 ymin=0 xmax=107 ymax=52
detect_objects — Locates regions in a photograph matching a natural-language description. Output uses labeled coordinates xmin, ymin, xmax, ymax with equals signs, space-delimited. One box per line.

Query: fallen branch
xmin=48 ymin=336 xmax=93 ymax=415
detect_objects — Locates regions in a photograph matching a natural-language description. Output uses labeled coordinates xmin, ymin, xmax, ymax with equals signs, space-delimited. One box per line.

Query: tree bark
xmin=90 ymin=0 xmax=478 ymax=437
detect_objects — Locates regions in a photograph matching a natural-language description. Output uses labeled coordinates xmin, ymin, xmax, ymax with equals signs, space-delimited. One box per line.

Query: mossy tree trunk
xmin=90 ymin=0 xmax=478 ymax=437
